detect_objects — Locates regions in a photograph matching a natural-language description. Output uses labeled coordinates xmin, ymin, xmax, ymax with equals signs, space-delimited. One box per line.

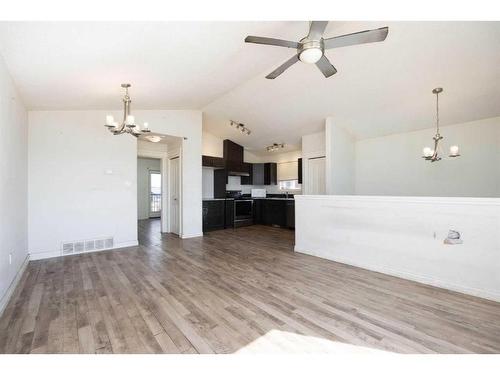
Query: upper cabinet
xmin=223 ymin=139 xmax=244 ymax=163
xmin=298 ymin=158 xmax=303 ymax=184
xmin=202 ymin=155 xmax=225 ymax=168
xmin=264 ymin=163 xmax=277 ymax=185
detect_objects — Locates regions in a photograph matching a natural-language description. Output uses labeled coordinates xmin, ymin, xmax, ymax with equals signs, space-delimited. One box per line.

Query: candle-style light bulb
xmin=449 ymin=145 xmax=460 ymax=157
xmin=422 ymin=147 xmax=433 ymax=157
xmin=126 ymin=115 xmax=135 ymax=126
xmin=105 ymin=115 xmax=114 ymax=126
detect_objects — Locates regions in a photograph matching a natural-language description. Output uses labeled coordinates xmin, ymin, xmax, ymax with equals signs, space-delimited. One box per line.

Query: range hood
xmin=224 ymin=139 xmax=250 ymax=176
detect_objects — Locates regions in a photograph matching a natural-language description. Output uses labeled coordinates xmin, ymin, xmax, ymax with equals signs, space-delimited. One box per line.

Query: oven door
xmin=234 ymin=200 xmax=254 ymax=227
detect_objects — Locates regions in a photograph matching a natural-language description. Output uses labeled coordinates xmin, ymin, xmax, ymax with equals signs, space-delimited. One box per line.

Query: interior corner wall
xmin=355 ymin=117 xmax=500 ymax=198
xmin=325 ymin=119 xmax=356 ymax=195
xmin=0 ymin=55 xmax=28 ymax=313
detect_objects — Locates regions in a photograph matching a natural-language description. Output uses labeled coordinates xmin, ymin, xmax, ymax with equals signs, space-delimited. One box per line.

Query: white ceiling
xmin=0 ymin=21 xmax=499 ymax=153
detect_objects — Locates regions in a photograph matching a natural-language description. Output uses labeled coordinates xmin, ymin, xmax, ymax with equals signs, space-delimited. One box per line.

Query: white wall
xmin=355 ymin=117 xmax=500 ymax=198
xmin=28 ymin=111 xmax=138 ymax=260
xmin=28 ymin=110 xmax=202 ymax=259
xmin=325 ymin=119 xmax=355 ymax=195
xmin=202 ymin=131 xmax=223 ymax=157
xmin=0 ymin=55 xmax=28 ymax=313
xmin=137 ymin=157 xmax=161 ymax=220
xmin=295 ymin=195 xmax=500 ymax=302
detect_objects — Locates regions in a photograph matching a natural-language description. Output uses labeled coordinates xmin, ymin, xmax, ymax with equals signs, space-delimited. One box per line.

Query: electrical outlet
xmin=433 ymin=232 xmax=437 ymax=239
xmin=9 ymin=253 xmax=13 ymax=265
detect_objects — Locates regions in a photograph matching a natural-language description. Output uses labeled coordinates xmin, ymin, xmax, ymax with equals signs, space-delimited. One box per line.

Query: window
xmin=279 ymin=179 xmax=301 ymax=191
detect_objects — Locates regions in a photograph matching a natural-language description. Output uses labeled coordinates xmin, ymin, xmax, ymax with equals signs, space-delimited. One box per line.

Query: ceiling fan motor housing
xmin=298 ymin=38 xmax=324 ymax=63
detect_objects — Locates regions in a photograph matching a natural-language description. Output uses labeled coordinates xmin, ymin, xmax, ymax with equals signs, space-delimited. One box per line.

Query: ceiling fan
xmin=245 ymin=21 xmax=389 ymax=79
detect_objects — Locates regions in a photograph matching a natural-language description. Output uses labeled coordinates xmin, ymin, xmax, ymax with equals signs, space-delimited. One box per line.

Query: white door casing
xmin=169 ymin=156 xmax=180 ymax=235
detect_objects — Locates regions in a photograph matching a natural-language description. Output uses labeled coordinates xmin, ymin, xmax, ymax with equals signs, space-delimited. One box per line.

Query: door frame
xmin=137 ymin=149 xmax=181 ymax=234
xmin=168 ymin=156 xmax=181 ymax=235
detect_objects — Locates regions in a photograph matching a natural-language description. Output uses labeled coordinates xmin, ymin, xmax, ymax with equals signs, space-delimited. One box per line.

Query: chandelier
xmin=422 ymin=88 xmax=460 ymax=162
xmin=104 ymin=84 xmax=151 ymax=137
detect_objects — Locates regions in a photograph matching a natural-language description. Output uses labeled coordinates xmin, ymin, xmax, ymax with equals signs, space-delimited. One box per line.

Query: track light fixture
xmin=266 ymin=143 xmax=285 ymax=152
xmin=229 ymin=120 xmax=251 ymax=135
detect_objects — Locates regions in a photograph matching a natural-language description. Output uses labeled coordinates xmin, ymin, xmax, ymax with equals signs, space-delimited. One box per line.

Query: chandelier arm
xmin=432 ymin=137 xmax=440 ymax=161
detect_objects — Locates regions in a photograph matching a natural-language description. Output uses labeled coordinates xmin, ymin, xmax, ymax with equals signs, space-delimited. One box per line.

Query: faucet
xmin=285 ymin=191 xmax=289 ymax=199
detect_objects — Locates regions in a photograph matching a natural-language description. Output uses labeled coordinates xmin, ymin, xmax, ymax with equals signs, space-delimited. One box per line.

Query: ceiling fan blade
xmin=245 ymin=36 xmax=300 ymax=49
xmin=266 ymin=54 xmax=300 ymax=79
xmin=324 ymin=26 xmax=389 ymax=49
xmin=315 ymin=55 xmax=337 ymax=78
xmin=308 ymin=21 xmax=329 ymax=39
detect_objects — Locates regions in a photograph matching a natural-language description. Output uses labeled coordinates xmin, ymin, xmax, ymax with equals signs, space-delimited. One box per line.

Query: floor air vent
xmin=61 ymin=236 xmax=114 ymax=256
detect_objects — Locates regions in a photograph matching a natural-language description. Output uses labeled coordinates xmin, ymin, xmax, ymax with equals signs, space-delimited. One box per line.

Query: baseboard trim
xmin=295 ymin=245 xmax=500 ymax=303
xmin=29 ymin=240 xmax=139 ymax=261
xmin=181 ymin=232 xmax=203 ymax=239
xmin=0 ymin=254 xmax=30 ymax=318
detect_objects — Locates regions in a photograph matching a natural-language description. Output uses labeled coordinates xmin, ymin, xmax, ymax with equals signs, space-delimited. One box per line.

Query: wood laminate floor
xmin=1 ymin=219 xmax=499 ymax=354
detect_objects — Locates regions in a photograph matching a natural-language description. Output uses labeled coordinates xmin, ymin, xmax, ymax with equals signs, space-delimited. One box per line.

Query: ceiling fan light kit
xmin=104 ymin=83 xmax=151 ymax=138
xmin=422 ymin=88 xmax=460 ymax=162
xmin=245 ymin=21 xmax=389 ymax=79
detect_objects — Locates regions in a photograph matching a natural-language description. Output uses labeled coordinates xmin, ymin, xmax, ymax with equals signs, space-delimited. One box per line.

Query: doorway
xmin=307 ymin=156 xmax=326 ymax=195
xmin=148 ymin=170 xmax=162 ymax=218
xmin=137 ymin=134 xmax=182 ymax=238
xmin=137 ymin=157 xmax=162 ymax=220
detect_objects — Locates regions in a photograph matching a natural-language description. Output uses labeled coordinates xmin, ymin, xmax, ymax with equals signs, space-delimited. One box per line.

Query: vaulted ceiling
xmin=0 ymin=21 xmax=499 ymax=154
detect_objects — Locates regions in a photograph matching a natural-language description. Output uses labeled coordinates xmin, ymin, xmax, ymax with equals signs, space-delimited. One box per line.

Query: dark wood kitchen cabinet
xmin=247 ymin=163 xmax=278 ymax=185
xmin=240 ymin=163 xmax=253 ymax=185
xmin=223 ymin=139 xmax=244 ymax=163
xmin=261 ymin=199 xmax=287 ymax=226
xmin=252 ymin=163 xmax=265 ymax=185
xmin=264 ymin=163 xmax=277 ymax=185
xmin=202 ymin=200 xmax=225 ymax=232
xmin=213 ymin=169 xmax=227 ymax=198
xmin=202 ymin=155 xmax=225 ymax=168
xmin=286 ymin=200 xmax=295 ymax=229
xmin=225 ymin=199 xmax=234 ymax=228
xmin=253 ymin=199 xmax=263 ymax=224
xmin=298 ymin=158 xmax=302 ymax=184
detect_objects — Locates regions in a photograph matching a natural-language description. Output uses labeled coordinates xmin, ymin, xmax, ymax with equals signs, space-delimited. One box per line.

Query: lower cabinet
xmin=225 ymin=199 xmax=234 ymax=228
xmin=286 ymin=200 xmax=295 ymax=229
xmin=204 ymin=199 xmax=294 ymax=231
xmin=262 ymin=200 xmax=287 ymax=227
xmin=202 ymin=200 xmax=225 ymax=232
